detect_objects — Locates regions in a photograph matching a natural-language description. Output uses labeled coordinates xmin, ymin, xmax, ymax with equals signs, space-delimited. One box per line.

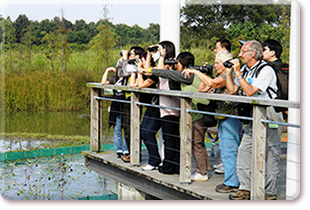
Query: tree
xmin=1 ymin=17 xmax=16 ymax=71
xmin=41 ymin=31 xmax=57 ymax=71
xmin=89 ymin=3 xmax=117 ymax=71
xmin=13 ymin=14 xmax=31 ymax=43
xmin=180 ymin=0 xmax=291 ymax=48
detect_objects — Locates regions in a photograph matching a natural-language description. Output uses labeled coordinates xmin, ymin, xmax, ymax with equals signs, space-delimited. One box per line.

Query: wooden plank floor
xmin=83 ymin=149 xmax=286 ymax=200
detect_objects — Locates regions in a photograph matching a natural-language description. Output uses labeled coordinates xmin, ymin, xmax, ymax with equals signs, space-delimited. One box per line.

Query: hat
xmin=239 ymin=40 xmax=247 ymax=46
xmin=215 ymin=50 xmax=233 ymax=63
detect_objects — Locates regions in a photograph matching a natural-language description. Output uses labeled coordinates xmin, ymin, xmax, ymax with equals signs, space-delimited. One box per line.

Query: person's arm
xmin=129 ymin=72 xmax=138 ymax=87
xmin=183 ymin=68 xmax=225 ymax=89
xmin=151 ymin=69 xmax=194 ymax=85
xmin=101 ymin=67 xmax=116 ymax=85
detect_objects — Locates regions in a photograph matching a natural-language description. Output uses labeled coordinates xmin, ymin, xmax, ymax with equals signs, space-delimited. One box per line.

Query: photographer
xmin=140 ymin=51 xmax=213 ymax=180
xmin=182 ymin=50 xmax=243 ymax=191
xmin=138 ymin=41 xmax=181 ymax=175
xmin=129 ymin=52 xmax=161 ymax=171
xmin=101 ymin=46 xmax=145 ymax=163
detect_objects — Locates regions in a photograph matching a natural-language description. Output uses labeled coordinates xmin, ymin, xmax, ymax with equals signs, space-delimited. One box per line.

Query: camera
xmin=128 ymin=58 xmax=137 ymax=65
xmin=189 ymin=64 xmax=213 ymax=77
xmin=223 ymin=61 xmax=233 ymax=68
xmin=148 ymin=46 xmax=159 ymax=52
xmin=164 ymin=59 xmax=178 ymax=65
xmin=120 ymin=51 xmax=131 ymax=57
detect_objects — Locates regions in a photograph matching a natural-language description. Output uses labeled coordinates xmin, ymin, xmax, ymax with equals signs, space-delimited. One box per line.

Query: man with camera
xmin=226 ymin=40 xmax=283 ymax=200
xmin=182 ymin=50 xmax=243 ymax=192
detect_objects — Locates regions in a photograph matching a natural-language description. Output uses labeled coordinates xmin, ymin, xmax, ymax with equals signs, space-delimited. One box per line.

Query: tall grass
xmin=2 ymin=46 xmax=215 ymax=112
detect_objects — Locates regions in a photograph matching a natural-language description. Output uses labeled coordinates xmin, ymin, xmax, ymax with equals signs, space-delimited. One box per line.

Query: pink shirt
xmin=159 ymin=77 xmax=180 ymax=118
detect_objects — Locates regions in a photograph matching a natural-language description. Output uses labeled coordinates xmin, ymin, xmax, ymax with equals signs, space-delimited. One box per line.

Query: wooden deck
xmin=83 ymin=149 xmax=287 ymax=200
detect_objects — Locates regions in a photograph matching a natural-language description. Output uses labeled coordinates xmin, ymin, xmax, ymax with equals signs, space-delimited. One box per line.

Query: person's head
xmin=129 ymin=46 xmax=145 ymax=60
xmin=214 ymin=50 xmax=233 ymax=74
xmin=214 ymin=38 xmax=231 ymax=54
xmin=262 ymin=39 xmax=283 ymax=62
xmin=159 ymin=40 xmax=176 ymax=60
xmin=238 ymin=40 xmax=263 ymax=67
xmin=175 ymin=52 xmax=195 ymax=71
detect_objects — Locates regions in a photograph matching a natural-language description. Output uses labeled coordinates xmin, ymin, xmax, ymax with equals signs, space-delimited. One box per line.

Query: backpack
xmin=254 ymin=60 xmax=289 ymax=101
xmin=249 ymin=60 xmax=289 ymax=118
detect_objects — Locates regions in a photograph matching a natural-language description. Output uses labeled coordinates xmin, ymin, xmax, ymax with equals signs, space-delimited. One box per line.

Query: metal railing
xmin=87 ymin=82 xmax=300 ymax=200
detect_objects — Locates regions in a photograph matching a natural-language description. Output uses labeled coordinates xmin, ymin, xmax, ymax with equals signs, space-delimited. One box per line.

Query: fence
xmin=87 ymin=82 xmax=300 ymax=200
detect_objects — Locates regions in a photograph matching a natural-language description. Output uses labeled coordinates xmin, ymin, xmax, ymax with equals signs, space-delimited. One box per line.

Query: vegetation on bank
xmin=1 ymin=132 xmax=91 ymax=152
xmin=1 ymin=1 xmax=291 ymax=113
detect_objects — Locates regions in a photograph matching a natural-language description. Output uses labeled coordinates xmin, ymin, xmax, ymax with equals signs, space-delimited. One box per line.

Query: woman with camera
xmin=183 ymin=50 xmax=243 ymax=193
xmin=129 ymin=52 xmax=162 ymax=171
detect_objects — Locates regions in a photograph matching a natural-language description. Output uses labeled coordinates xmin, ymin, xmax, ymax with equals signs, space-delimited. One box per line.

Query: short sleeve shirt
xmin=234 ymin=60 xmax=278 ymax=99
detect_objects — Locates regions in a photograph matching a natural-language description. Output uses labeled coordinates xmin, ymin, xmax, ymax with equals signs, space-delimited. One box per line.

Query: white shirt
xmin=234 ymin=60 xmax=278 ymax=99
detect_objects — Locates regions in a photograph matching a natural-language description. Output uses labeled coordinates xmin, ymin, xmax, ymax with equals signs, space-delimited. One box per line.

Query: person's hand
xmin=230 ymin=59 xmax=241 ymax=76
xmin=135 ymin=58 xmax=143 ymax=69
xmin=182 ymin=68 xmax=197 ymax=78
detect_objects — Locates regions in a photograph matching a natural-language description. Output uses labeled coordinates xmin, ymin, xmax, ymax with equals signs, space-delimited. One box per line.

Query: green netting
xmin=0 ymin=153 xmax=5 ymax=161
xmin=25 ymin=150 xmax=42 ymax=159
xmin=1 ymin=144 xmax=97 ymax=162
xmin=0 ymin=143 xmax=215 ymax=162
xmin=77 ymin=194 xmax=118 ymax=200
xmin=7 ymin=152 xmax=24 ymax=161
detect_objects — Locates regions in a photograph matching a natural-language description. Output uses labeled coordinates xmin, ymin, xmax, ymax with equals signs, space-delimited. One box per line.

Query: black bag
xmin=197 ymin=101 xmax=218 ymax=127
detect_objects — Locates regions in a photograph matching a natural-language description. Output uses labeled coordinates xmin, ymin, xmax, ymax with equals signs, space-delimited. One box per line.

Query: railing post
xmin=251 ymin=105 xmax=267 ymax=200
xmin=130 ymin=92 xmax=140 ymax=166
xmin=90 ymin=88 xmax=102 ymax=152
xmin=180 ymin=97 xmax=192 ymax=184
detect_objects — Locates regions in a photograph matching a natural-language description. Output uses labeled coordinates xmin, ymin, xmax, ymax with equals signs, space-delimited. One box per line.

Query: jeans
xmin=218 ymin=117 xmax=243 ymax=187
xmin=237 ymin=106 xmax=283 ymax=195
xmin=113 ymin=113 xmax=128 ymax=154
xmin=141 ymin=107 xmax=161 ymax=167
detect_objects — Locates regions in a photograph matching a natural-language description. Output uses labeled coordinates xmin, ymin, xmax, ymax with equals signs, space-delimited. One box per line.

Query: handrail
xmin=87 ymin=83 xmax=300 ymax=109
xmin=87 ymin=83 xmax=300 ymax=200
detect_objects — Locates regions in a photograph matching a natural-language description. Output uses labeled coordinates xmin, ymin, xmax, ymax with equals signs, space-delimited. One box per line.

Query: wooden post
xmin=251 ymin=105 xmax=267 ymax=200
xmin=180 ymin=97 xmax=192 ymax=184
xmin=130 ymin=92 xmax=140 ymax=166
xmin=90 ymin=88 xmax=102 ymax=152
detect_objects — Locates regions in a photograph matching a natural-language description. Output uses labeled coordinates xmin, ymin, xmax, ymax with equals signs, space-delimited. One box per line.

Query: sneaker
xmin=215 ymin=183 xmax=239 ymax=193
xmin=213 ymin=162 xmax=223 ymax=169
xmin=229 ymin=190 xmax=250 ymax=200
xmin=191 ymin=172 xmax=209 ymax=181
xmin=142 ymin=164 xmax=157 ymax=171
xmin=214 ymin=165 xmax=225 ymax=174
xmin=265 ymin=194 xmax=277 ymax=200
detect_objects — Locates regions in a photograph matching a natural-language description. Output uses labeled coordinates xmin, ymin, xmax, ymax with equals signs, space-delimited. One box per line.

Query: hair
xmin=176 ymin=52 xmax=195 ymax=68
xmin=217 ymin=38 xmax=231 ymax=52
xmin=248 ymin=40 xmax=263 ymax=60
xmin=130 ymin=46 xmax=145 ymax=58
xmin=262 ymin=39 xmax=283 ymax=59
xmin=215 ymin=50 xmax=233 ymax=63
xmin=159 ymin=40 xmax=176 ymax=60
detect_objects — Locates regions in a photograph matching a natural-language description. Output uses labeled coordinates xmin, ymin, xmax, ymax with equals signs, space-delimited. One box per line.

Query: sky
xmin=0 ymin=0 xmax=185 ymax=29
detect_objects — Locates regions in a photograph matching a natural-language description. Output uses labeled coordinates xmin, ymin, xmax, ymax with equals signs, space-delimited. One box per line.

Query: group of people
xmin=101 ymin=38 xmax=288 ymax=200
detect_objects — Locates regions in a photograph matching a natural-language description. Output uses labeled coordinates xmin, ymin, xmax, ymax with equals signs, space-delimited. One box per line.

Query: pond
xmin=1 ymin=111 xmax=116 ymax=200
xmin=0 ymin=153 xmax=114 ymax=200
